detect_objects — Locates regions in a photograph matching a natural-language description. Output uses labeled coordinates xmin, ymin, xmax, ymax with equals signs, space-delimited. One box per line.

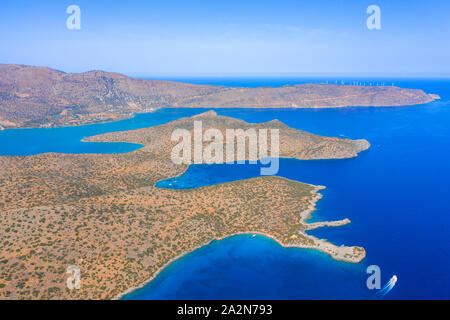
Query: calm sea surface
xmin=1 ymin=78 xmax=449 ymax=299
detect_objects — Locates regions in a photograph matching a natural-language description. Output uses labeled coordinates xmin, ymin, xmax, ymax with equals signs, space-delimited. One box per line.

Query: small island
xmin=0 ymin=111 xmax=367 ymax=299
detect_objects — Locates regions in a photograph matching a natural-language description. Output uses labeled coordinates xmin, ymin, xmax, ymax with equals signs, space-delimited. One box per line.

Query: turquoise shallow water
xmin=1 ymin=78 xmax=449 ymax=299
xmin=0 ymin=108 xmax=204 ymax=156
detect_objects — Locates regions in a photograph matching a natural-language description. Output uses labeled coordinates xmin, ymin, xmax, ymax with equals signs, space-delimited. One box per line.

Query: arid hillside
xmin=0 ymin=64 xmax=439 ymax=128
xmin=0 ymin=111 xmax=367 ymax=299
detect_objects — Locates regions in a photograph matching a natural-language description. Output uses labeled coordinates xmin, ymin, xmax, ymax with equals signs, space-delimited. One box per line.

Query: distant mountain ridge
xmin=0 ymin=64 xmax=440 ymax=128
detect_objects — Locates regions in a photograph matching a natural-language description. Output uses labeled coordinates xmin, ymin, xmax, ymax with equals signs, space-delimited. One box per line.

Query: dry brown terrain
xmin=0 ymin=64 xmax=439 ymax=129
xmin=0 ymin=111 xmax=367 ymax=299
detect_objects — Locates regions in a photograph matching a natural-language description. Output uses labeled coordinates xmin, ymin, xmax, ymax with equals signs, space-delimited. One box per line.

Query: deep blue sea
xmin=1 ymin=78 xmax=449 ymax=299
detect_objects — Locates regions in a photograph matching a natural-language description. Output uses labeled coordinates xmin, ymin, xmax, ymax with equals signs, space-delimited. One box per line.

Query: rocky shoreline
xmin=114 ymin=182 xmax=365 ymax=300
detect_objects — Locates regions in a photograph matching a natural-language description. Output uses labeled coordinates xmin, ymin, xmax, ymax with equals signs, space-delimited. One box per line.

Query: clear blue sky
xmin=1 ymin=0 xmax=449 ymax=76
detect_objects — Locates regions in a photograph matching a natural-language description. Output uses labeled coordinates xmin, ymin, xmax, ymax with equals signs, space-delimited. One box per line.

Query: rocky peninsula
xmin=0 ymin=111 xmax=368 ymax=299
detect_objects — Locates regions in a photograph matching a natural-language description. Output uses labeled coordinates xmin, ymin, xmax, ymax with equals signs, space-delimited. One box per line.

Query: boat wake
xmin=375 ymin=275 xmax=397 ymax=298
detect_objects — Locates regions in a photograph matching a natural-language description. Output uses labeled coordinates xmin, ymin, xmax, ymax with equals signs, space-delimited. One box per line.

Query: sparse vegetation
xmin=0 ymin=112 xmax=365 ymax=300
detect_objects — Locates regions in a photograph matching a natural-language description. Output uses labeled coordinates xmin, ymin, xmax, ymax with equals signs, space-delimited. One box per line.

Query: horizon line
xmin=3 ymin=63 xmax=450 ymax=79
xmin=133 ymin=72 xmax=450 ymax=79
